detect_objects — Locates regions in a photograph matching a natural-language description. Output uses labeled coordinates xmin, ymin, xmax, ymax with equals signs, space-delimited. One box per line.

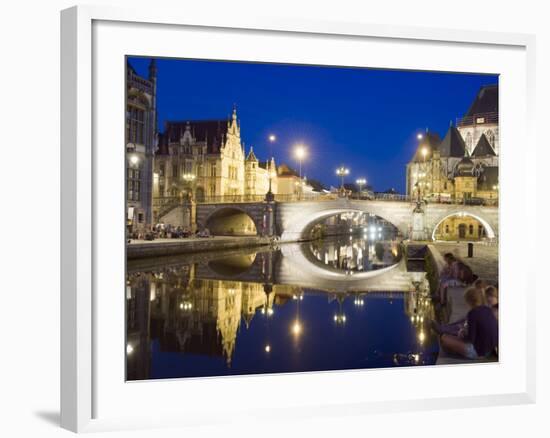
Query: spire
xmin=148 ymin=58 xmax=157 ymax=80
xmin=246 ymin=146 xmax=258 ymax=162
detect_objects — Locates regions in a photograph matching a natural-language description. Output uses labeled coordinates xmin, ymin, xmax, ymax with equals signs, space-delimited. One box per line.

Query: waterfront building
xmin=405 ymin=84 xmax=499 ymax=241
xmin=153 ymin=107 xmax=283 ymax=226
xmin=126 ymin=59 xmax=157 ymax=233
xmin=276 ymin=163 xmax=316 ymax=197
xmin=456 ymin=84 xmax=499 ymax=156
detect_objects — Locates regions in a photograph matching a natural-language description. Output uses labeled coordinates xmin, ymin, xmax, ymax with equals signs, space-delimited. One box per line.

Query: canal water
xmin=126 ymin=235 xmax=438 ymax=380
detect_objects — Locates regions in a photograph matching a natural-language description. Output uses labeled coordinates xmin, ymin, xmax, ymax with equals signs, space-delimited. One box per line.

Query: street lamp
xmin=294 ymin=144 xmax=306 ymax=178
xmin=356 ymin=178 xmax=367 ymax=196
xmin=182 ymin=173 xmax=196 ymax=183
xmin=294 ymin=144 xmax=307 ymax=199
xmin=336 ymin=166 xmax=350 ymax=189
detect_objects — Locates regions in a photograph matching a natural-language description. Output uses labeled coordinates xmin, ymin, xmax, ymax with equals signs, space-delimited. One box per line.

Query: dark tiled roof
xmin=306 ymin=178 xmax=327 ymax=192
xmin=439 ymin=126 xmax=467 ymax=158
xmin=465 ymin=85 xmax=498 ymax=117
xmin=477 ymin=166 xmax=499 ymax=191
xmin=411 ymin=131 xmax=442 ymax=162
xmin=160 ymin=120 xmax=228 ymax=155
xmin=277 ymin=163 xmax=299 ymax=177
xmin=471 ymin=133 xmax=496 ymax=157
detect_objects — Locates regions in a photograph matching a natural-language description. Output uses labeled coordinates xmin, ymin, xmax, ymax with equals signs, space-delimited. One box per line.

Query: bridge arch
xmin=279 ymin=203 xmax=410 ymax=241
xmin=430 ymin=211 xmax=496 ymax=241
xmin=204 ymin=206 xmax=260 ymax=236
xmin=207 ymin=252 xmax=258 ymax=277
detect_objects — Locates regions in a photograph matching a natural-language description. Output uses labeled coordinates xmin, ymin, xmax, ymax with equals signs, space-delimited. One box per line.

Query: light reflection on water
xmin=126 ymin=236 xmax=438 ymax=380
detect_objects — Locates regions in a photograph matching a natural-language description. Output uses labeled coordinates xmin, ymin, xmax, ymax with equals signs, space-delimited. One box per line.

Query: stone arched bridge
xmin=195 ymin=197 xmax=498 ymax=242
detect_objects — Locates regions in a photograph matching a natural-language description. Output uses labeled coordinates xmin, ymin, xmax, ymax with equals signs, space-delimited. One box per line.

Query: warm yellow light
xmin=421 ymin=147 xmax=428 ymax=157
xmin=126 ymin=344 xmax=134 ymax=355
xmin=130 ymin=155 xmax=139 ymax=165
xmin=292 ymin=321 xmax=302 ymax=336
xmin=294 ymin=144 xmax=306 ymax=160
xmin=418 ymin=331 xmax=426 ymax=343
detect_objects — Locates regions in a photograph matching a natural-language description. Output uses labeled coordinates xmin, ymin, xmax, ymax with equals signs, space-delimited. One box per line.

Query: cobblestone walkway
xmin=432 ymin=242 xmax=499 ymax=285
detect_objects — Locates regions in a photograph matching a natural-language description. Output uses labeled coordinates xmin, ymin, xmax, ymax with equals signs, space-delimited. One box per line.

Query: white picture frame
xmin=61 ymin=4 xmax=536 ymax=433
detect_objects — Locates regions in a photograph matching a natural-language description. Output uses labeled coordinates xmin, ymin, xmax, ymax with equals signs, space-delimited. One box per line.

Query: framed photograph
xmin=61 ymin=5 xmax=536 ymax=433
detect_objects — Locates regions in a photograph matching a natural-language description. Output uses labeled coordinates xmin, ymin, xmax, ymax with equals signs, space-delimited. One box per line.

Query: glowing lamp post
xmin=336 ymin=166 xmax=350 ymax=192
xmin=356 ymin=178 xmax=367 ymax=196
xmin=294 ymin=144 xmax=307 ymax=199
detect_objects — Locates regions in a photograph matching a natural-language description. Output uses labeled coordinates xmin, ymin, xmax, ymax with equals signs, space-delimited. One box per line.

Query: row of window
xmin=127 ymin=106 xmax=147 ymax=145
xmin=444 ymin=224 xmax=485 ymax=236
xmin=127 ymin=167 xmax=141 ymax=201
xmin=464 ymin=129 xmax=496 ymax=149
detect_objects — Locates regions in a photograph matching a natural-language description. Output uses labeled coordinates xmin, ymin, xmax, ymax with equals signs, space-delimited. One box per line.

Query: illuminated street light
xmin=182 ymin=173 xmax=196 ymax=182
xmin=336 ymin=166 xmax=350 ymax=189
xmin=294 ymin=144 xmax=307 ymax=198
xmin=265 ymin=344 xmax=271 ymax=353
xmin=130 ymin=155 xmax=139 ymax=165
xmin=356 ymin=178 xmax=367 ymax=194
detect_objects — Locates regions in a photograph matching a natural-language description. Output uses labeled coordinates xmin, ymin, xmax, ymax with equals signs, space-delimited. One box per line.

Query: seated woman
xmin=485 ymin=286 xmax=499 ymax=320
xmin=436 ymin=253 xmax=460 ymax=303
xmin=439 ymin=287 xmax=498 ymax=359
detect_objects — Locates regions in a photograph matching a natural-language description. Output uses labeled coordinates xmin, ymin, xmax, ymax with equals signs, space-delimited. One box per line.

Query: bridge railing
xmin=158 ymin=192 xmax=498 ymax=206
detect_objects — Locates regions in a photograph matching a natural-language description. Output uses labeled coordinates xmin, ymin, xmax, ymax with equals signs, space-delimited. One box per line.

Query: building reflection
xmin=126 ymin=263 xmax=301 ymax=379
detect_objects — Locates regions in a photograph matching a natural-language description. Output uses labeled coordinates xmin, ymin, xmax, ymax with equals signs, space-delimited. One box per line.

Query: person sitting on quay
xmin=436 ymin=287 xmax=498 ymax=360
xmin=435 ymin=253 xmax=476 ymax=305
xmin=485 ymin=286 xmax=499 ymax=320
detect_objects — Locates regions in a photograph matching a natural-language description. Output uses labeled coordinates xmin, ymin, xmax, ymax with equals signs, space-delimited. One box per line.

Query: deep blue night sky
xmin=128 ymin=57 xmax=497 ymax=193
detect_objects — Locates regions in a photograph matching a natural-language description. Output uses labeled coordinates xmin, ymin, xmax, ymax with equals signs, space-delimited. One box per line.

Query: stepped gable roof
xmin=464 ymin=84 xmax=498 ymax=117
xmin=477 ymin=166 xmax=499 ymax=191
xmin=411 ymin=131 xmax=441 ymax=162
xmin=471 ymin=133 xmax=497 ymax=157
xmin=246 ymin=146 xmax=258 ymax=162
xmin=162 ymin=119 xmax=228 ymax=153
xmin=439 ymin=125 xmax=467 ymax=158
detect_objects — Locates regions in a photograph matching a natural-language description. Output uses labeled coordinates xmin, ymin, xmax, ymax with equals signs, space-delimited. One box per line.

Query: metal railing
xmin=154 ymin=193 xmax=498 ymax=207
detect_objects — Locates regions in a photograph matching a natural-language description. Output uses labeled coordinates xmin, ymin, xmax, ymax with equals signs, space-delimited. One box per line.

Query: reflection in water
xmin=126 ymin=237 xmax=437 ymax=380
xmin=308 ymin=235 xmax=400 ymax=272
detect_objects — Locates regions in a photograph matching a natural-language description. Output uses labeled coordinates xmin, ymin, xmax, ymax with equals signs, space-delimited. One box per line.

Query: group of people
xmin=432 ymin=252 xmax=499 ymax=360
xmin=127 ymin=223 xmax=213 ymax=242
